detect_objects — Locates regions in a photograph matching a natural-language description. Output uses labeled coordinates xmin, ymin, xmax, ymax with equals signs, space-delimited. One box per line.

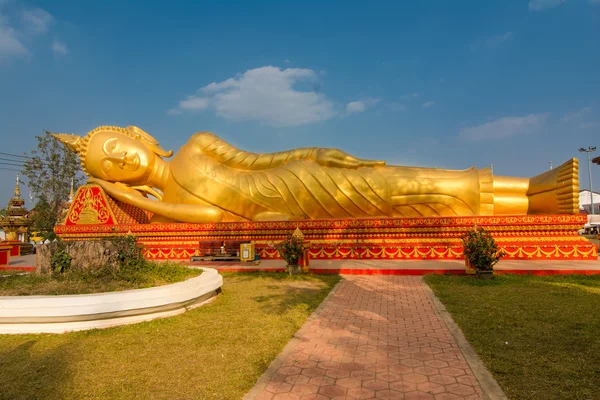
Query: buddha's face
xmin=84 ymin=130 xmax=155 ymax=185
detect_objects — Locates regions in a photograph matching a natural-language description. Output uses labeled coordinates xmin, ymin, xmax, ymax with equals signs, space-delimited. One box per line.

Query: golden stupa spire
xmin=14 ymin=174 xmax=21 ymax=199
xmin=68 ymin=177 xmax=74 ymax=202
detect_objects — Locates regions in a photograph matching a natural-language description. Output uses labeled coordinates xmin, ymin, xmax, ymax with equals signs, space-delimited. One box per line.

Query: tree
xmin=29 ymin=196 xmax=58 ymax=241
xmin=22 ymin=131 xmax=85 ymax=233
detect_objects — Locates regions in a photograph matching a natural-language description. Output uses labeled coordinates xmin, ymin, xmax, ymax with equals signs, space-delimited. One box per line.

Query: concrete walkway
xmin=0 ymin=254 xmax=36 ymax=271
xmin=194 ymin=257 xmax=600 ymax=275
xmin=246 ymin=276 xmax=503 ymax=400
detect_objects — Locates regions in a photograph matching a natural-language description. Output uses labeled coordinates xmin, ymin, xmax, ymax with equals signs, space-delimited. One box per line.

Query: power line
xmin=0 ymin=158 xmax=24 ymax=165
xmin=0 ymin=159 xmax=24 ymax=166
xmin=0 ymin=151 xmax=59 ymax=165
xmin=0 ymin=148 xmax=82 ymax=166
xmin=0 ymin=161 xmax=25 ymax=168
xmin=0 ymin=158 xmax=51 ymax=167
xmin=0 ymin=152 xmax=30 ymax=160
xmin=0 ymin=155 xmax=58 ymax=168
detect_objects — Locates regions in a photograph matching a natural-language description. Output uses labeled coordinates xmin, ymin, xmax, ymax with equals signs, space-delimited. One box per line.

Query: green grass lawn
xmin=0 ymin=262 xmax=201 ymax=295
xmin=425 ymin=274 xmax=600 ymax=400
xmin=0 ymin=273 xmax=340 ymax=400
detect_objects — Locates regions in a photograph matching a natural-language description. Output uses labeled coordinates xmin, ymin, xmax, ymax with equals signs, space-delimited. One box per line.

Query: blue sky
xmin=1 ymin=0 xmax=599 ymax=208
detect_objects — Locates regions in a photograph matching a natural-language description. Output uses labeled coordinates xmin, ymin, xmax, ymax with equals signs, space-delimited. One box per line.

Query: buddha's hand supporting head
xmin=52 ymin=126 xmax=172 ymax=186
xmin=314 ymin=148 xmax=386 ymax=169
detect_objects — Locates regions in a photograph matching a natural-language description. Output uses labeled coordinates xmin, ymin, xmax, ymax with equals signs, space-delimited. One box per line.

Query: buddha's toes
xmin=556 ymin=158 xmax=579 ymax=214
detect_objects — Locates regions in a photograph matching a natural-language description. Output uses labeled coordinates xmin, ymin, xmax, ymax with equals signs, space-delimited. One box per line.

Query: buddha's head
xmin=53 ymin=126 xmax=172 ymax=185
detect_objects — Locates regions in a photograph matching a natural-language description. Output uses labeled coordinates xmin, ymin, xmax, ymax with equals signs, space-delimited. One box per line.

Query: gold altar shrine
xmin=53 ymin=125 xmax=596 ymax=261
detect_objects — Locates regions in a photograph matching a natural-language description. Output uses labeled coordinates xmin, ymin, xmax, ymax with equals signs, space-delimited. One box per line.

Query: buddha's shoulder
xmin=187 ymin=131 xmax=221 ymax=145
xmin=180 ymin=132 xmax=225 ymax=153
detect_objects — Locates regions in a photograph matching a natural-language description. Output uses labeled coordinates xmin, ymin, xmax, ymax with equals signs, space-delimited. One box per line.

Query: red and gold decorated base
xmin=0 ymin=245 xmax=11 ymax=266
xmin=1 ymin=241 xmax=21 ymax=257
xmin=54 ymin=185 xmax=598 ymax=262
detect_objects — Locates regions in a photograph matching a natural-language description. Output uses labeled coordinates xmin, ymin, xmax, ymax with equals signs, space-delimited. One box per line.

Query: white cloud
xmin=562 ymin=106 xmax=592 ymax=122
xmin=284 ymin=59 xmax=290 ymax=63
xmin=529 ymin=0 xmax=565 ymax=11
xmin=345 ymin=98 xmax=381 ymax=114
xmin=422 ymin=101 xmax=436 ymax=108
xmin=167 ymin=108 xmax=182 ymax=115
xmin=172 ymin=66 xmax=337 ymax=127
xmin=22 ymin=8 xmax=53 ymax=34
xmin=179 ymin=96 xmax=210 ymax=111
xmin=460 ymin=113 xmax=549 ymax=141
xmin=562 ymin=106 xmax=599 ymax=129
xmin=346 ymin=101 xmax=365 ymax=114
xmin=51 ymin=38 xmax=67 ymax=55
xmin=591 ymin=0 xmax=600 ymax=4
xmin=0 ymin=15 xmax=27 ymax=60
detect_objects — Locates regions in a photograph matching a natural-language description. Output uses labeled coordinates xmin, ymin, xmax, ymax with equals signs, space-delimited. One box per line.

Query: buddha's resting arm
xmin=194 ymin=132 xmax=385 ymax=170
xmin=88 ymin=178 xmax=224 ymax=223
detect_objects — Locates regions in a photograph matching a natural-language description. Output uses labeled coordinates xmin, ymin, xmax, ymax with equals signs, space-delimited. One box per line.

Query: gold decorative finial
xmin=292 ymin=227 xmax=304 ymax=241
xmin=51 ymin=133 xmax=83 ymax=154
xmin=14 ymin=174 xmax=21 ymax=198
xmin=68 ymin=177 xmax=74 ymax=202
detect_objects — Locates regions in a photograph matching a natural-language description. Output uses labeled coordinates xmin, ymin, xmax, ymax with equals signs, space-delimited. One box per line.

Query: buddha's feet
xmin=527 ymin=158 xmax=579 ymax=214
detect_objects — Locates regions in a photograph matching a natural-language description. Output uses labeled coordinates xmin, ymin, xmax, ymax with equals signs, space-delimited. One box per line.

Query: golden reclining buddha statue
xmin=53 ymin=126 xmax=579 ymax=224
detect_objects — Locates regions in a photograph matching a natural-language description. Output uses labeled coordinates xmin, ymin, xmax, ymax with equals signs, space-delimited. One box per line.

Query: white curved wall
xmin=0 ymin=267 xmax=222 ymax=334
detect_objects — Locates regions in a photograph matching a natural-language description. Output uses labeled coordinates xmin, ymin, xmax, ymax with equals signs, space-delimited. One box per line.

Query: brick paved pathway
xmin=250 ymin=276 xmax=485 ymax=400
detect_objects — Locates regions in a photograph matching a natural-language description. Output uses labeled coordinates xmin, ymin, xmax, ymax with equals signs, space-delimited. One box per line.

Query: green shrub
xmin=461 ymin=225 xmax=504 ymax=271
xmin=275 ymin=235 xmax=304 ymax=266
xmin=108 ymin=234 xmax=143 ymax=266
xmin=44 ymin=235 xmax=196 ymax=285
xmin=49 ymin=240 xmax=71 ymax=273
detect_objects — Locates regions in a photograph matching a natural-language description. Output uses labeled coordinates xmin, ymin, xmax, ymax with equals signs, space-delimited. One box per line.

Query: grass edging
xmin=422 ymin=278 xmax=507 ymax=400
xmin=0 ymin=262 xmax=202 ymax=296
xmin=0 ymin=269 xmax=222 ymax=334
xmin=242 ymin=277 xmax=344 ymax=400
xmin=423 ymin=274 xmax=600 ymax=399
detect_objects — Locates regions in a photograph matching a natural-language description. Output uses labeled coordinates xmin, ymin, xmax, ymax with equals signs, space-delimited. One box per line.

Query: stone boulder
xmin=36 ymin=240 xmax=121 ymax=275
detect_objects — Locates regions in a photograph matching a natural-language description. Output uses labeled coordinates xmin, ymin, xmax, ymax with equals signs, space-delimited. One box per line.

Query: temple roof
xmin=593 ymin=156 xmax=599 ymax=165
xmin=2 ymin=175 xmax=30 ymax=224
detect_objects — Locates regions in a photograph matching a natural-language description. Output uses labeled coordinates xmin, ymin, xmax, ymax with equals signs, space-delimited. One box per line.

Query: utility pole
xmin=579 ymin=146 xmax=597 ymax=215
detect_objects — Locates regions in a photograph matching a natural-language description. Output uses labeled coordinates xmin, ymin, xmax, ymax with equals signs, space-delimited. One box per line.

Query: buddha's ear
xmin=51 ymin=133 xmax=82 ymax=153
xmin=126 ymin=126 xmax=157 ymax=144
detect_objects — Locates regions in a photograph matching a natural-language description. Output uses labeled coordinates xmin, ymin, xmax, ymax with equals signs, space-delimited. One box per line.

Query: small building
xmin=0 ymin=176 xmax=32 ymax=242
xmin=579 ymin=189 xmax=600 ymax=214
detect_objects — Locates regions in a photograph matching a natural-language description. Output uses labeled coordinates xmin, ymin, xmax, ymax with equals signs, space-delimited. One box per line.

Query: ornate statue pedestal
xmin=1 ymin=241 xmax=22 ymax=257
xmin=0 ymin=245 xmax=11 ymax=266
xmin=54 ymin=185 xmax=598 ymax=262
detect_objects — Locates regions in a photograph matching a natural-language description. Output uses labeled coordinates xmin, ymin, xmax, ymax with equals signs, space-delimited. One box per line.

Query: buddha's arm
xmin=88 ymin=179 xmax=224 ymax=223
xmin=194 ymin=132 xmax=385 ymax=170
xmin=195 ymin=132 xmax=315 ymax=169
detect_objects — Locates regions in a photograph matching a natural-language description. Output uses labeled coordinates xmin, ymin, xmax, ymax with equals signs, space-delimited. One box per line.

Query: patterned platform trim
xmin=56 ymin=213 xmax=588 ymax=234
xmin=55 ymin=206 xmax=595 ymax=261
xmin=105 ymin=196 xmax=152 ymax=225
